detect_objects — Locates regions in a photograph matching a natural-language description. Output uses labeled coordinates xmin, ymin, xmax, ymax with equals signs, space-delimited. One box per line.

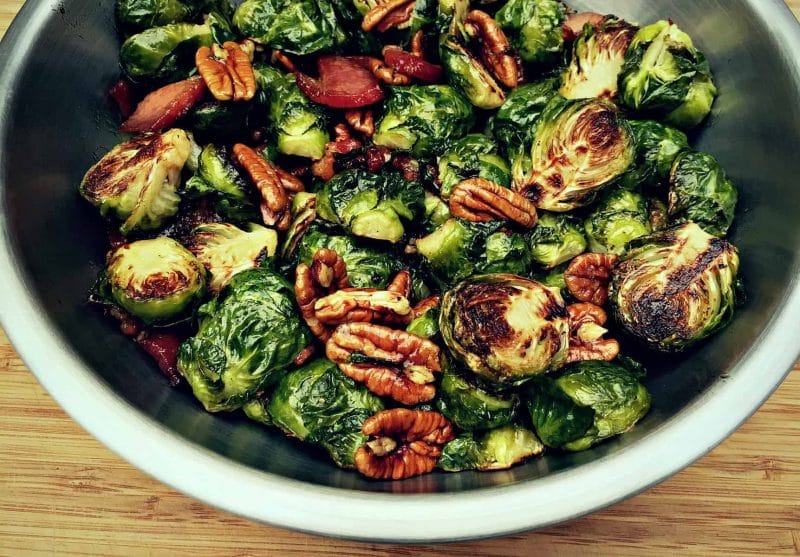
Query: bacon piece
xmin=136 ymin=332 xmax=184 ymax=386
xmin=120 ymin=77 xmax=206 ymax=133
xmin=383 ymin=47 xmax=444 ymax=84
xmin=295 ymin=56 xmax=384 ymax=109
xmin=563 ymin=12 xmax=605 ymax=41
xmin=109 ymin=79 xmax=136 ymax=118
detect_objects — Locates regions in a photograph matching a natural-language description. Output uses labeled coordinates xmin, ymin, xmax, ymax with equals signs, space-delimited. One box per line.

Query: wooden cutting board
xmin=1 ymin=2 xmax=799 ymax=555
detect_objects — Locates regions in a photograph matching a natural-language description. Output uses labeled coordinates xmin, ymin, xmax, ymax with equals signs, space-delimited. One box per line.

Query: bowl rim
xmin=2 ymin=0 xmax=800 ymax=543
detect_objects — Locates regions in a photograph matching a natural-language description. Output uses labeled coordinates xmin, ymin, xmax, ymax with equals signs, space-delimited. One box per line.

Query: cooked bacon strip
xmin=120 ymin=77 xmax=206 ymax=133
xmin=295 ymin=56 xmax=384 ymax=109
xmin=383 ymin=47 xmax=443 ymax=83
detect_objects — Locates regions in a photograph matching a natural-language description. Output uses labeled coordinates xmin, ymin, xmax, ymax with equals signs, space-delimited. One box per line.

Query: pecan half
xmin=564 ymin=253 xmax=619 ymax=306
xmin=326 ymin=322 xmax=442 ymax=405
xmin=365 ymin=56 xmax=411 ymax=85
xmin=567 ymin=303 xmax=620 ymax=363
xmin=312 ymin=124 xmax=362 ymax=181
xmin=362 ymin=0 xmax=415 ymax=33
xmin=345 ymin=109 xmax=375 ymax=137
xmin=293 ymin=345 xmax=317 ymax=366
xmin=314 ymin=289 xmax=412 ymax=326
xmin=410 ymin=30 xmax=424 ymax=58
xmin=355 ymin=409 xmax=455 ymax=480
xmin=196 ymin=41 xmax=257 ymax=102
xmin=295 ymin=248 xmax=350 ymax=341
xmin=271 ymin=49 xmax=297 ymax=73
xmin=465 ymin=10 xmax=520 ymax=89
xmin=232 ymin=143 xmax=291 ymax=230
xmin=449 ymin=178 xmax=538 ymax=228
xmin=387 ymin=269 xmax=412 ymax=299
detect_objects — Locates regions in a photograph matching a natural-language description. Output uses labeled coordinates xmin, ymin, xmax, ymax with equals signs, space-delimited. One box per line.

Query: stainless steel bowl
xmin=1 ymin=0 xmax=799 ymax=543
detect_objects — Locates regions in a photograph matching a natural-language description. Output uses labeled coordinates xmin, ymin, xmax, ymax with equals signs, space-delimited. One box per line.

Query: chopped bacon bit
xmin=295 ymin=56 xmax=384 ymax=109
xmin=109 ymin=79 xmax=136 ymax=118
xmin=383 ymin=47 xmax=443 ymax=84
xmin=120 ymin=77 xmax=206 ymax=133
xmin=136 ymin=332 xmax=185 ymax=386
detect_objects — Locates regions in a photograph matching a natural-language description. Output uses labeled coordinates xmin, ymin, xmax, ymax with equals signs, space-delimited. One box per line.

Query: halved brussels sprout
xmin=423 ymin=191 xmax=451 ymax=232
xmin=495 ymin=0 xmax=565 ymax=66
xmin=491 ymin=78 xmax=559 ymax=161
xmin=242 ymin=394 xmax=272 ymax=426
xmin=668 ymin=151 xmax=737 ymax=237
xmin=178 ymin=268 xmax=310 ymax=412
xmin=528 ymin=212 xmax=587 ymax=269
xmin=115 ymin=0 xmax=194 ymax=31
xmin=584 ymin=189 xmax=652 ymax=255
xmin=560 ymin=17 xmax=638 ymax=100
xmin=80 ymin=129 xmax=191 ymax=235
xmin=516 ymin=96 xmax=635 ymax=212
xmin=268 ymin=359 xmax=384 ymax=467
xmin=439 ymin=425 xmax=544 ymax=471
xmin=440 ymin=274 xmax=570 ymax=385
xmin=619 ymin=120 xmax=689 ymax=191
xmin=185 ymin=143 xmax=259 ymax=221
xmin=619 ymin=20 xmax=717 ymax=129
xmin=436 ymin=371 xmax=518 ymax=431
xmin=107 ymin=237 xmax=206 ymax=324
xmin=526 ymin=360 xmax=651 ymax=451
xmin=373 ymin=85 xmax=475 ymax=159
xmin=187 ymin=222 xmax=278 ymax=294
xmin=120 ymin=20 xmax=214 ymax=81
xmin=254 ymin=65 xmax=330 ymax=160
xmin=416 ymin=219 xmax=532 ymax=286
xmin=437 ymin=134 xmax=511 ymax=199
xmin=317 ymin=169 xmax=425 ymax=244
xmin=440 ymin=37 xmax=506 ymax=110
xmin=281 ymin=192 xmax=317 ymax=259
xmin=610 ymin=222 xmax=740 ymax=351
xmin=233 ymin=0 xmax=346 ymax=55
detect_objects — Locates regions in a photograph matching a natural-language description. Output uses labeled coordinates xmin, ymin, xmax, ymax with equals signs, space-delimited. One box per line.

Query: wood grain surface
xmin=2 ymin=2 xmax=800 ymax=555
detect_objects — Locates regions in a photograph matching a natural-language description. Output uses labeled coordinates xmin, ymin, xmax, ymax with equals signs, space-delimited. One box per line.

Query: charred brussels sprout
xmin=317 ymin=170 xmax=425 ymax=243
xmin=297 ymin=224 xmax=402 ymax=289
xmin=528 ymin=212 xmax=587 ymax=269
xmin=187 ymin=222 xmax=278 ymax=294
xmin=439 ymin=425 xmax=544 ymax=471
xmin=619 ymin=120 xmax=689 ymax=191
xmin=437 ymin=134 xmax=511 ymax=199
xmin=668 ymin=151 xmax=738 ymax=237
xmin=526 ymin=360 xmax=651 ymax=451
xmin=436 ymin=372 xmax=518 ymax=431
xmin=619 ymin=20 xmax=717 ymax=129
xmin=188 ymin=102 xmax=253 ymax=141
xmin=610 ymin=222 xmax=739 ymax=351
xmin=282 ymin=192 xmax=318 ymax=259
xmin=115 ymin=0 xmax=194 ymax=31
xmin=178 ymin=268 xmax=310 ymax=412
xmin=106 ymin=238 xmax=206 ymax=324
xmin=80 ymin=130 xmax=191 ymax=235
xmin=373 ymin=85 xmax=475 ymax=159
xmin=416 ymin=219 xmax=532 ymax=285
xmin=185 ymin=144 xmax=259 ymax=221
xmin=440 ymin=274 xmax=569 ymax=385
xmin=440 ymin=37 xmax=506 ymax=110
xmin=268 ymin=359 xmax=384 ymax=467
xmin=517 ymin=95 xmax=634 ymax=212
xmin=120 ymin=20 xmax=213 ymax=81
xmin=584 ymin=189 xmax=652 ymax=255
xmin=254 ymin=65 xmax=330 ymax=160
xmin=560 ymin=17 xmax=637 ymax=100
xmin=491 ymin=78 xmax=558 ymax=160
xmin=233 ymin=0 xmax=345 ymax=55
xmin=495 ymin=0 xmax=566 ymax=67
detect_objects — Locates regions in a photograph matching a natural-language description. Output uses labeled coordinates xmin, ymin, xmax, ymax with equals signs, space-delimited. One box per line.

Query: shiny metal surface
xmin=0 ymin=0 xmax=799 ymax=543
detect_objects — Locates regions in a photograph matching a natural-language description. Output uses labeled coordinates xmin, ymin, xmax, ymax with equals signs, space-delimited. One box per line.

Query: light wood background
xmin=2 ymin=2 xmax=800 ymax=555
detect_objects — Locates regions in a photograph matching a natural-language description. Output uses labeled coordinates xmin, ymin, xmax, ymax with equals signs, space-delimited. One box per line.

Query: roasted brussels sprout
xmin=517 ymin=95 xmax=635 ymax=212
xmin=668 ymin=151 xmax=738 ymax=237
xmin=373 ymin=85 xmax=475 ymax=159
xmin=268 ymin=359 xmax=384 ymax=467
xmin=242 ymin=394 xmax=272 ymax=426
xmin=560 ymin=17 xmax=637 ymax=100
xmin=610 ymin=222 xmax=740 ymax=351
xmin=495 ymin=0 xmax=566 ymax=67
xmin=233 ymin=0 xmax=346 ymax=55
xmin=296 ymin=224 xmax=402 ymax=289
xmin=584 ymin=189 xmax=652 ymax=255
xmin=416 ymin=219 xmax=532 ymax=285
xmin=80 ymin=129 xmax=191 ymax=235
xmin=437 ymin=134 xmax=511 ymax=199
xmin=528 ymin=212 xmax=587 ymax=269
xmin=619 ymin=20 xmax=717 ymax=129
xmin=490 ymin=78 xmax=558 ymax=160
xmin=254 ymin=65 xmax=330 ymax=160
xmin=115 ymin=0 xmax=194 ymax=31
xmin=106 ymin=237 xmax=206 ymax=324
xmin=619 ymin=120 xmax=689 ymax=191
xmin=436 ymin=371 xmax=518 ymax=431
xmin=423 ymin=191 xmax=451 ymax=232
xmin=440 ymin=37 xmax=506 ymax=110
xmin=187 ymin=222 xmax=278 ymax=293
xmin=188 ymin=101 xmax=253 ymax=141
xmin=185 ymin=144 xmax=259 ymax=221
xmin=177 ymin=268 xmax=310 ymax=412
xmin=439 ymin=425 xmax=544 ymax=471
xmin=120 ymin=20 xmax=214 ymax=81
xmin=440 ymin=274 xmax=569 ymax=385
xmin=526 ymin=360 xmax=651 ymax=451
xmin=281 ymin=192 xmax=317 ymax=259
xmin=317 ymin=170 xmax=425 ymax=243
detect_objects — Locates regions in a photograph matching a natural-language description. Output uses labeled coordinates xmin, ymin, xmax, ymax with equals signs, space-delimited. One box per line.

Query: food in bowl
xmin=79 ymin=0 xmax=742 ymax=481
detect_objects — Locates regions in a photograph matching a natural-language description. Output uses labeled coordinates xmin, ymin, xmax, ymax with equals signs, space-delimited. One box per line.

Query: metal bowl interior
xmin=1 ymin=0 xmax=799 ymax=543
